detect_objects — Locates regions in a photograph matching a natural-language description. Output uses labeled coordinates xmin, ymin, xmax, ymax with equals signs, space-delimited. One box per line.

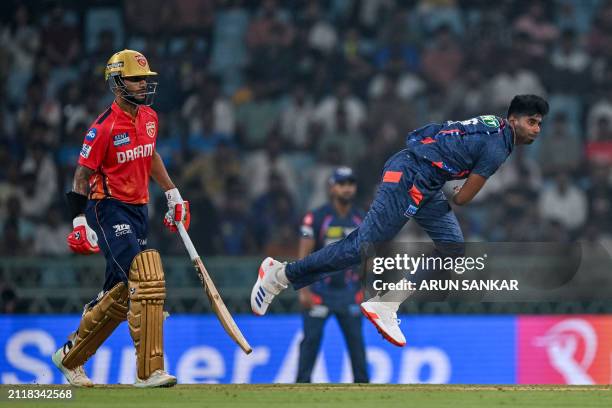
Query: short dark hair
xmin=507 ymin=95 xmax=549 ymax=118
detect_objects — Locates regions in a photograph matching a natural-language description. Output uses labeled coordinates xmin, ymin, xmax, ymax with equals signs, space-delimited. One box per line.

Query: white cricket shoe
xmin=251 ymin=257 xmax=289 ymax=315
xmin=134 ymin=370 xmax=177 ymax=388
xmin=52 ymin=343 xmax=94 ymax=387
xmin=360 ymin=300 xmax=406 ymax=347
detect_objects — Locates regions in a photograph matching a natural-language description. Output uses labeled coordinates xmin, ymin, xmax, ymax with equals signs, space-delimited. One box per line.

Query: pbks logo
xmin=117 ymin=143 xmax=154 ymax=164
xmin=134 ymin=54 xmax=147 ymax=67
xmin=146 ymin=121 xmax=156 ymax=138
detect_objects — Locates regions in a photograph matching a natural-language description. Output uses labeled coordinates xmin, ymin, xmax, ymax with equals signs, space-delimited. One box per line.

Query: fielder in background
xmin=53 ymin=50 xmax=189 ymax=388
xmin=251 ymin=95 xmax=549 ymax=347
xmin=296 ymin=167 xmax=369 ymax=383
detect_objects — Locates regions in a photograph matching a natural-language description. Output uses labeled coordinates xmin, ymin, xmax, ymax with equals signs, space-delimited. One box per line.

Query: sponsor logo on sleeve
xmin=80 ymin=144 xmax=92 ymax=159
xmin=113 ymin=132 xmax=131 ymax=147
xmin=146 ymin=121 xmax=156 ymax=138
xmin=85 ymin=128 xmax=97 ymax=141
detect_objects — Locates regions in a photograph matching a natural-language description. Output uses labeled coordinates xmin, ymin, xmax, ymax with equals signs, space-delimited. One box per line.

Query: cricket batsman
xmin=251 ymin=95 xmax=549 ymax=347
xmin=52 ymin=49 xmax=189 ymax=387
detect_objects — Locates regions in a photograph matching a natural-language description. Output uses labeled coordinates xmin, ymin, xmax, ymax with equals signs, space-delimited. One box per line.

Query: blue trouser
xmin=85 ymin=198 xmax=148 ymax=293
xmin=296 ymin=304 xmax=369 ymax=383
xmin=286 ymin=149 xmax=464 ymax=289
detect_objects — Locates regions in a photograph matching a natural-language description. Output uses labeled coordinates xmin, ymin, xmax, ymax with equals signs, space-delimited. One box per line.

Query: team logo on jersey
xmin=80 ymin=144 xmax=92 ymax=159
xmin=146 ymin=121 xmax=156 ymax=138
xmin=134 ymin=54 xmax=147 ymax=67
xmin=479 ymin=115 xmax=500 ymax=128
xmin=85 ymin=128 xmax=97 ymax=141
xmin=113 ymin=132 xmax=130 ymax=147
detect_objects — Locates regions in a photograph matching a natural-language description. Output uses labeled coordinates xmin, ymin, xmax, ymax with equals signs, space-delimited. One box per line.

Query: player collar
xmin=501 ymin=118 xmax=515 ymax=154
xmin=111 ymin=100 xmax=140 ymax=121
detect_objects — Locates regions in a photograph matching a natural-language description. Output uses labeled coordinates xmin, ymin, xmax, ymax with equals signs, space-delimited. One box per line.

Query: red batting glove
xmin=67 ymin=216 xmax=100 ymax=254
xmin=163 ymin=200 xmax=190 ymax=232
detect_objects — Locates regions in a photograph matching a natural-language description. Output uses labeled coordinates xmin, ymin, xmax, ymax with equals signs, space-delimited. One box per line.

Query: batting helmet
xmin=105 ymin=49 xmax=158 ymax=106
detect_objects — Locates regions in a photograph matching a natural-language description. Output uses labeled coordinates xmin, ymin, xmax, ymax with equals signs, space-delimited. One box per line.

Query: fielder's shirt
xmin=78 ymin=101 xmax=158 ymax=204
xmin=300 ymin=203 xmax=365 ymax=306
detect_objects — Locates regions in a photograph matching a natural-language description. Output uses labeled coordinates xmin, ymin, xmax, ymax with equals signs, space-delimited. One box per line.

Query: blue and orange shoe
xmin=251 ymin=257 xmax=289 ymax=316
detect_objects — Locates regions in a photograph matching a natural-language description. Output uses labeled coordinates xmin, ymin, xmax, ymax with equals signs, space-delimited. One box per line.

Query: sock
xmin=369 ymin=278 xmax=414 ymax=313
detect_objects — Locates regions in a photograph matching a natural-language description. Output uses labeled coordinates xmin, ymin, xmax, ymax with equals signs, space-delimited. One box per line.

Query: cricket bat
xmin=176 ymin=222 xmax=252 ymax=354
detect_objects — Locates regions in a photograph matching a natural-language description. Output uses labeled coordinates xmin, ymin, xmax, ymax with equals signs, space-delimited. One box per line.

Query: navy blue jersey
xmin=406 ymin=115 xmax=514 ymax=180
xmin=300 ymin=203 xmax=365 ymax=304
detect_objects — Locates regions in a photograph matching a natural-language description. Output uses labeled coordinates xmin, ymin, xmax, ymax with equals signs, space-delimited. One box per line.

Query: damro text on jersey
xmin=117 ymin=143 xmax=154 ymax=163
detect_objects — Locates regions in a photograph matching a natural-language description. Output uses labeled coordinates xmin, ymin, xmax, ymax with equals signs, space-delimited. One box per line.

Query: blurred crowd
xmin=1 ymin=0 xmax=612 ymax=267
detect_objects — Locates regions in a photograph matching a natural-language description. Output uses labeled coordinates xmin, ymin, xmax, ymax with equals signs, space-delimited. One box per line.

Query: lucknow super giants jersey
xmin=300 ymin=203 xmax=365 ymax=305
xmin=78 ymin=102 xmax=158 ymax=204
xmin=405 ymin=115 xmax=514 ymax=180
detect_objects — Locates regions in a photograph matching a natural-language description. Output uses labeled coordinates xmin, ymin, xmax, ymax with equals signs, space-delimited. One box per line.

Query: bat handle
xmin=177 ymin=222 xmax=199 ymax=262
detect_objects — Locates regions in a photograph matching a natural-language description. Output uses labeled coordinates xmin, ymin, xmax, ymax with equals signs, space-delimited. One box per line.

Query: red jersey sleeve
xmin=77 ymin=111 xmax=112 ymax=170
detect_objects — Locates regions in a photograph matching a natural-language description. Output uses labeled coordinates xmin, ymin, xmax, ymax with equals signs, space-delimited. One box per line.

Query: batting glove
xmin=67 ymin=216 xmax=100 ymax=254
xmin=163 ymin=188 xmax=190 ymax=232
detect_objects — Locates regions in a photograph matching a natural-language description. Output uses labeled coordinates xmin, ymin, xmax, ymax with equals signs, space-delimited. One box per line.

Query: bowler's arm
xmin=452 ymin=173 xmax=487 ymax=206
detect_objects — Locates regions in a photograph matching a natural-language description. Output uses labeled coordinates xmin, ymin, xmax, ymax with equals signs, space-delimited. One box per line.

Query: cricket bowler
xmin=52 ymin=49 xmax=190 ymax=387
xmin=251 ymin=94 xmax=549 ymax=347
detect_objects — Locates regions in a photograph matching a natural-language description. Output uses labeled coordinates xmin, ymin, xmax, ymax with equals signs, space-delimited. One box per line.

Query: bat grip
xmin=177 ymin=222 xmax=199 ymax=262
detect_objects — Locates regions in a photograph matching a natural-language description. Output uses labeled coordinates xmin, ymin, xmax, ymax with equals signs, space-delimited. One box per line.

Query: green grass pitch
xmin=2 ymin=384 xmax=612 ymax=408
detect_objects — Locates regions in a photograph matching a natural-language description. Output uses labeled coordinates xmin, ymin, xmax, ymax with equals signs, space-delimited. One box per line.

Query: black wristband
xmin=66 ymin=191 xmax=88 ymax=219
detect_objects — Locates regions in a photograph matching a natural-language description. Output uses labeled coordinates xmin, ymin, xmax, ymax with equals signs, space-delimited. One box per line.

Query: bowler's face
xmin=511 ymin=114 xmax=543 ymax=145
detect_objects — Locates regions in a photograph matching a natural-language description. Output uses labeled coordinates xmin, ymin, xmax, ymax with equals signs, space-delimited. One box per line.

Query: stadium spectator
xmin=252 ymin=171 xmax=298 ymax=256
xmin=313 ymin=81 xmax=366 ymax=134
xmin=317 ymin=107 xmax=367 ymax=167
xmin=218 ymin=176 xmax=256 ymax=255
xmin=537 ymin=112 xmax=583 ymax=176
xmin=538 ymin=172 xmax=588 ymax=234
xmin=181 ymin=140 xmax=242 ymax=209
xmin=279 ymin=83 xmax=315 ymax=150
xmin=0 ymin=0 xmax=609 ymax=266
xmin=1 ymin=4 xmax=40 ymax=105
xmin=585 ymin=163 xmax=612 ymax=232
xmin=33 ymin=206 xmax=70 ymax=255
xmin=0 ymin=284 xmax=17 ymax=313
xmin=489 ymin=55 xmax=546 ymax=111
xmin=420 ymin=24 xmax=464 ymax=91
xmin=243 ymin=131 xmax=298 ymax=201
